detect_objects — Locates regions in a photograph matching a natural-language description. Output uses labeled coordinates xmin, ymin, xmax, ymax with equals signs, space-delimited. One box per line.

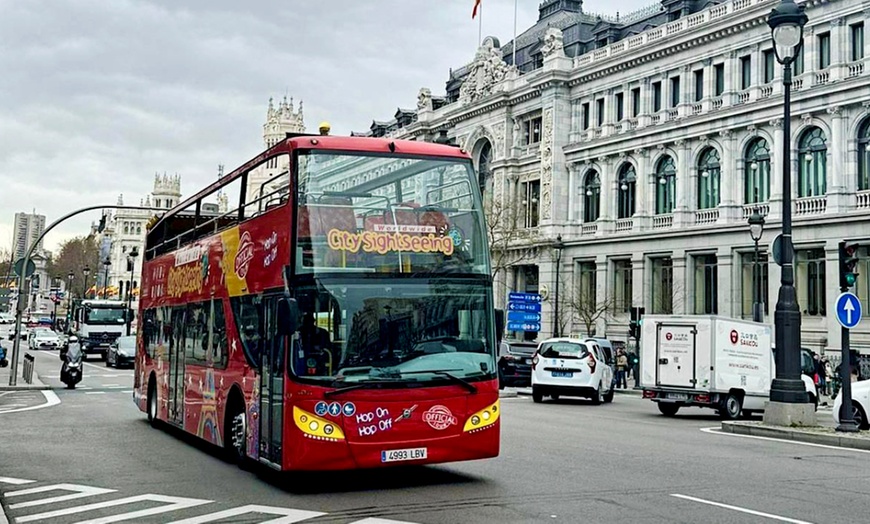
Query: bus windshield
xmin=85 ymin=307 xmax=127 ymax=325
xmin=295 ymin=151 xmax=488 ymax=276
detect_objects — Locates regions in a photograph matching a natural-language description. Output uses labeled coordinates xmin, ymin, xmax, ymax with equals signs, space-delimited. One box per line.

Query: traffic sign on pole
xmin=507 ymin=321 xmax=541 ymax=332
xmin=507 ymin=302 xmax=541 ymax=313
xmin=508 ymin=292 xmax=542 ymax=303
xmin=507 ymin=311 xmax=541 ymax=323
xmin=835 ymin=292 xmax=862 ymax=329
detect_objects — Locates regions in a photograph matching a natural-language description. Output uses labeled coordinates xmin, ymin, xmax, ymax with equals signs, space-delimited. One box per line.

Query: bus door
xmin=167 ymin=308 xmax=186 ymax=426
xmin=258 ymin=296 xmax=285 ymax=466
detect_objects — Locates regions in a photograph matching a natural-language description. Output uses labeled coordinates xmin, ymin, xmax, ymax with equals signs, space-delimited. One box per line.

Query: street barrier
xmin=22 ymin=353 xmax=34 ymax=384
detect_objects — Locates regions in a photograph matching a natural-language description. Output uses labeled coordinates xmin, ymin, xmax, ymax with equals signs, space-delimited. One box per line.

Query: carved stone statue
xmin=512 ymin=117 xmax=521 ymax=148
xmin=541 ymin=27 xmax=565 ymax=59
xmin=459 ymin=39 xmax=511 ymax=105
xmin=417 ymin=87 xmax=433 ymax=112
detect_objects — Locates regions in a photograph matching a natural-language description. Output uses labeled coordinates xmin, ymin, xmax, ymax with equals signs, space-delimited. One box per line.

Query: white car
xmin=833 ymin=379 xmax=870 ymax=430
xmin=531 ymin=337 xmax=615 ymax=404
xmin=28 ymin=328 xmax=61 ymax=350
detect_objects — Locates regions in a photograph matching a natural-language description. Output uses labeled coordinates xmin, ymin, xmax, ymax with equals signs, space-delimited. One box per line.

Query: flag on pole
xmin=472 ymin=0 xmax=481 ymax=19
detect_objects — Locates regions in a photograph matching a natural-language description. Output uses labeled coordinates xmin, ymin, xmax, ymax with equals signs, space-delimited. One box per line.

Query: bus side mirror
xmin=277 ymin=297 xmax=300 ymax=336
xmin=495 ymin=309 xmax=505 ymax=345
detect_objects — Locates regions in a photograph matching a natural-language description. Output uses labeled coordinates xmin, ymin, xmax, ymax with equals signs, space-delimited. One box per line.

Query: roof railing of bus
xmin=145 ymin=182 xmax=290 ymax=260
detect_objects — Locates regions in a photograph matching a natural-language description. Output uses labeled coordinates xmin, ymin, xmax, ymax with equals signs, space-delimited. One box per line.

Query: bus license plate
xmin=381 ymin=447 xmax=427 ymax=463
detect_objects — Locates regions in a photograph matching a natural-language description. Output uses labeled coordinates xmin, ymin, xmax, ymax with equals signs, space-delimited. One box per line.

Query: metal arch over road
xmin=7 ymin=204 xmax=162 ymax=386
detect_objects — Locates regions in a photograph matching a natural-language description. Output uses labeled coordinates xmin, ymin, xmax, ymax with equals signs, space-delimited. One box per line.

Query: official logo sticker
xmin=423 ymin=405 xmax=457 ymax=430
xmin=234 ymin=231 xmax=255 ymax=279
xmin=314 ymin=401 xmax=328 ymax=417
xmin=665 ymin=332 xmax=673 ymax=341
xmin=730 ymin=330 xmax=739 ymax=344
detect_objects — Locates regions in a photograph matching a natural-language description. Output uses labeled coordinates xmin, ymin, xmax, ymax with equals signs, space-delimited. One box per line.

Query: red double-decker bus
xmin=134 ymin=132 xmax=501 ymax=470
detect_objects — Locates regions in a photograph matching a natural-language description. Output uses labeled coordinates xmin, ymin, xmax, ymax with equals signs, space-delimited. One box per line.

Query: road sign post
xmin=835 ymin=291 xmax=862 ymax=432
xmin=507 ymin=292 xmax=542 ymax=333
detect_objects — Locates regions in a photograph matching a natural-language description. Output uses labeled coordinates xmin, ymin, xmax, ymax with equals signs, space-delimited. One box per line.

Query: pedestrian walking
xmin=822 ymin=356 xmax=833 ymax=396
xmin=616 ymin=349 xmax=628 ymax=389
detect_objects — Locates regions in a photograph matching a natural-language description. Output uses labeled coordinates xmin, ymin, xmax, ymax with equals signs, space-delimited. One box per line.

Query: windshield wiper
xmin=324 ymin=380 xmax=399 ymax=398
xmin=397 ymin=370 xmax=478 ymax=394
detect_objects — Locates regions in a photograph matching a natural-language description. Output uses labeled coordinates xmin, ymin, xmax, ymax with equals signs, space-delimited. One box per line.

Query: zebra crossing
xmin=0 ymin=477 xmax=421 ymax=524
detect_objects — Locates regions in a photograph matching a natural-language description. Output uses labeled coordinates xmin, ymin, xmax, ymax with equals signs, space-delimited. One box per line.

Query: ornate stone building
xmin=247 ymin=96 xmax=305 ymax=204
xmin=366 ymin=0 xmax=870 ymax=353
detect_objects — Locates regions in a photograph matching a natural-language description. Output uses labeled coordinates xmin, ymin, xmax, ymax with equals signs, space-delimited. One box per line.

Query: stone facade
xmin=367 ymin=0 xmax=870 ymax=354
xmin=247 ymin=96 xmax=305 ymax=204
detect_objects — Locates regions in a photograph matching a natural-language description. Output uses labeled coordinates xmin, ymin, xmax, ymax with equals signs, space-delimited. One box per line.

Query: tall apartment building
xmin=12 ymin=212 xmax=46 ymax=259
xmin=363 ymin=0 xmax=870 ymax=354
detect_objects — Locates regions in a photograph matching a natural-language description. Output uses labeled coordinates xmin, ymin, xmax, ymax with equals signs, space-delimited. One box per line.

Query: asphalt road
xmin=0 ymin=350 xmax=867 ymax=523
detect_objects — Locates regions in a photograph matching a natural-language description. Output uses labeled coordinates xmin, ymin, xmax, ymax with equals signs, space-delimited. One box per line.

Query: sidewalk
xmin=721 ymin=419 xmax=870 ymax=451
xmin=0 ymin=350 xmax=50 ymax=391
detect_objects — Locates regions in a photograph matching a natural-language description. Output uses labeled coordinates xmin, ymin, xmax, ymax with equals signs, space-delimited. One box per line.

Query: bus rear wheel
xmin=147 ymin=378 xmax=158 ymax=427
xmin=224 ymin=396 xmax=250 ymax=469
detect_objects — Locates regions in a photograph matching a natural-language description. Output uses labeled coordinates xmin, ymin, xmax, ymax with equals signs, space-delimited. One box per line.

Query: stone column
xmin=672 ymin=252 xmax=687 ymax=315
xmin=830 ymin=17 xmax=846 ymax=82
xmin=724 ymin=50 xmax=739 ymax=106
xmin=826 ymin=105 xmax=849 ymax=213
xmin=597 ymin=155 xmax=616 ymax=235
xmin=566 ymin=164 xmax=578 ymax=224
xmin=824 ymin=240 xmax=842 ymax=351
xmin=634 ymin=148 xmax=652 ymax=231
xmin=717 ymin=128 xmax=739 ymax=223
xmin=769 ymin=118 xmax=784 ymax=220
xmin=674 ymin=139 xmax=693 ymax=227
xmin=632 ymin=255 xmax=646 ymax=311
xmin=804 ymin=26 xmax=817 ymax=80
xmin=678 ymin=65 xmax=691 ymax=118
xmin=702 ymin=58 xmax=714 ymax=111
xmin=595 ymin=254 xmax=609 ymax=337
xmin=717 ymin=246 xmax=735 ymax=317
xmin=638 ymin=78 xmax=652 ymax=128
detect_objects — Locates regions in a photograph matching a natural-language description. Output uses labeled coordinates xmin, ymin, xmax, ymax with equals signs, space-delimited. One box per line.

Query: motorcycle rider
xmin=60 ymin=342 xmax=83 ymax=389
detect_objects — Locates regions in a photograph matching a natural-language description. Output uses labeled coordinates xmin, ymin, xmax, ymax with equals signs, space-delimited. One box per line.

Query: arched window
xmin=155 ymin=199 xmax=161 ymax=208
xmin=477 ymin=141 xmax=492 ymax=197
xmin=617 ymin=164 xmax=636 ymax=219
xmin=858 ymin=119 xmax=870 ymax=191
xmin=697 ymin=147 xmax=721 ymax=210
xmin=136 ymin=225 xmax=142 ymax=235
xmin=744 ymin=138 xmax=771 ymax=203
xmin=583 ymin=170 xmax=601 ymax=223
xmin=655 ymin=156 xmax=677 ymax=214
xmin=798 ymin=127 xmax=827 ymax=197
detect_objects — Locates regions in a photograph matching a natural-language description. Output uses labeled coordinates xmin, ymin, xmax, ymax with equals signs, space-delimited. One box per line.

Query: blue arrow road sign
xmin=507 ymin=311 xmax=542 ymax=322
xmin=508 ymin=302 xmax=541 ymax=312
xmin=507 ymin=321 xmax=541 ymax=332
xmin=509 ymin=292 xmax=542 ymax=303
xmin=836 ymin=292 xmax=862 ymax=329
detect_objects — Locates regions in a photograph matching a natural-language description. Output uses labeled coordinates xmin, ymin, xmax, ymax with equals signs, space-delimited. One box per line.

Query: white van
xmin=531 ymin=337 xmax=615 ymax=404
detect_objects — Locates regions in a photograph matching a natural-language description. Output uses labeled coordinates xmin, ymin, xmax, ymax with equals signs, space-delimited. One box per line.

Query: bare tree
xmin=47 ymin=236 xmax=101 ymax=295
xmin=563 ymin=277 xmax=615 ymax=337
xmin=484 ymin=196 xmax=538 ymax=297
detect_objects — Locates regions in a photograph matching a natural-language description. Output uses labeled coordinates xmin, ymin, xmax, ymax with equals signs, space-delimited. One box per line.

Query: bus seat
xmin=419 ymin=207 xmax=449 ymax=234
xmin=297 ymin=206 xmax=312 ymax=238
xmin=310 ymin=197 xmax=356 ymax=235
xmin=385 ymin=202 xmax=420 ymax=229
xmin=363 ymin=214 xmax=385 ymax=231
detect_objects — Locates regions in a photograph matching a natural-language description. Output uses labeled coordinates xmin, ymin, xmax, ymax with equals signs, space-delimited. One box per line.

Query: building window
xmin=670 ymin=77 xmax=680 ymax=108
xmin=652 ymin=257 xmax=674 ymax=314
xmin=615 ymin=92 xmax=624 ymax=121
xmin=613 ymin=260 xmax=632 ymax=313
xmin=523 ymin=116 xmax=543 ymax=145
xmin=697 ymin=147 xmax=721 ymax=210
xmin=596 ymin=98 xmax=605 ymax=126
xmin=655 ymin=155 xmax=677 ymax=214
xmin=714 ymin=63 xmax=725 ymax=96
xmin=583 ymin=171 xmax=601 ymax=223
xmin=797 ymin=248 xmax=826 ymax=316
xmin=576 ymin=261 xmax=597 ymax=318
xmin=617 ymin=164 xmax=636 ymax=219
xmin=694 ymin=70 xmax=704 ymax=101
xmin=477 ymin=141 xmax=492 ymax=198
xmin=522 ymin=180 xmax=540 ymax=228
xmin=124 ymin=223 xmax=129 ymax=234
xmin=763 ymin=49 xmax=775 ymax=83
xmin=745 ymin=138 xmax=771 ymax=203
xmin=652 ymin=81 xmax=662 ymax=112
xmin=798 ymin=126 xmax=827 ymax=197
xmin=155 ymin=199 xmax=161 ymax=208
xmin=631 ymin=87 xmax=641 ymax=118
xmin=137 ymin=225 xmax=142 ymax=235
xmin=582 ymin=102 xmax=590 ymax=130
xmin=741 ymin=56 xmax=752 ymax=89
xmin=741 ymin=252 xmax=769 ymax=318
xmin=793 ymin=46 xmax=804 ymax=75
xmin=694 ymin=254 xmax=718 ymax=314
xmin=853 ymin=23 xmax=865 ymax=61
xmin=859 ymin=118 xmax=870 ymax=191
xmin=818 ymin=32 xmax=831 ymax=69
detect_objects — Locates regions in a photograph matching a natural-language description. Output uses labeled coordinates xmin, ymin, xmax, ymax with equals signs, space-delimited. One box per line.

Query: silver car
xmin=28 ymin=328 xmax=61 ymax=350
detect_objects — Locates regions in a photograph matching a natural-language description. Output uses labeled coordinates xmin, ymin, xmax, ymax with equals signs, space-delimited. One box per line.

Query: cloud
xmin=0 ymin=0 xmax=649 ymax=252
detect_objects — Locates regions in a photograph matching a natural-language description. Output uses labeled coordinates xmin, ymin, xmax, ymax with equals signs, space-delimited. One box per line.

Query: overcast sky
xmin=0 ymin=0 xmax=652 ymax=254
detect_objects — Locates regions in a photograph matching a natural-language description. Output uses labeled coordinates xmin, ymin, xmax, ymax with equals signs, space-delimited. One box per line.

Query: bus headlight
xmin=293 ymin=406 xmax=345 ymax=441
xmin=463 ymin=401 xmax=499 ymax=433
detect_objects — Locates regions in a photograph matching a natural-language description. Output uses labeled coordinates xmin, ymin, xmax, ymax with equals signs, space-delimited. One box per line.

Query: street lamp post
xmin=553 ymin=235 xmax=564 ymax=337
xmin=102 ymin=258 xmax=111 ymax=300
xmin=52 ymin=275 xmax=60 ymax=331
xmin=748 ymin=210 xmax=766 ymax=323
xmin=66 ymin=271 xmax=74 ymax=334
xmin=767 ymin=0 xmax=810 ymax=407
xmin=126 ymin=247 xmax=138 ymax=336
xmin=82 ymin=265 xmax=90 ymax=299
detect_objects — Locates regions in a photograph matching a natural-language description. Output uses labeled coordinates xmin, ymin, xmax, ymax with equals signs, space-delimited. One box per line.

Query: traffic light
xmin=629 ymin=307 xmax=645 ymax=340
xmin=839 ymin=241 xmax=860 ymax=291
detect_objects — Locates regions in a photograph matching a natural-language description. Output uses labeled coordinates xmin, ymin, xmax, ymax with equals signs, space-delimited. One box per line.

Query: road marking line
xmin=7 ymin=483 xmax=115 ymax=509
xmin=0 ymin=390 xmax=60 ymax=415
xmin=79 ymin=386 xmax=93 ymax=390
xmin=700 ymin=427 xmax=870 ymax=454
xmin=0 ymin=477 xmax=35 ymax=485
xmin=350 ymin=519 xmax=423 ymax=524
xmin=670 ymin=494 xmax=814 ymax=524
xmin=18 ymin=493 xmax=212 ymax=523
xmin=85 ymin=392 xmax=106 ymax=395
xmin=165 ymin=504 xmax=326 ymax=523
xmin=121 ymin=390 xmax=134 ymax=394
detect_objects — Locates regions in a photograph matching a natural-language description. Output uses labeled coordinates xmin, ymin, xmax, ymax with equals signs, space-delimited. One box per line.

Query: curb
xmin=721 ymin=421 xmax=870 ymax=451
xmin=0 ymin=384 xmax=52 ymax=391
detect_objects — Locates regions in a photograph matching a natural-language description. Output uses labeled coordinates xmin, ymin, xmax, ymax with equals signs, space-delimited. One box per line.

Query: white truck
xmin=74 ymin=299 xmax=131 ymax=360
xmin=640 ymin=315 xmax=816 ymax=419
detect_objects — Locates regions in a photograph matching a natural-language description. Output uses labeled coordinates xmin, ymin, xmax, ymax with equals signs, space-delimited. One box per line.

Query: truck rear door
xmin=656 ymin=323 xmax=697 ymax=388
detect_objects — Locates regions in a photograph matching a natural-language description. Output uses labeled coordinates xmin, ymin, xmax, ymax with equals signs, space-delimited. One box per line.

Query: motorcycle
xmin=60 ymin=343 xmax=83 ymax=389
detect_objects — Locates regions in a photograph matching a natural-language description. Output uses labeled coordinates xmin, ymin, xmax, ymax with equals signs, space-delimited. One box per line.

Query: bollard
xmin=23 ymin=353 xmax=35 ymax=384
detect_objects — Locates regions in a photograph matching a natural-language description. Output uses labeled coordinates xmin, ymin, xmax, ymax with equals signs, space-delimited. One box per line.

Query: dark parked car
xmin=498 ymin=340 xmax=538 ymax=388
xmin=106 ymin=336 xmax=137 ymax=368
